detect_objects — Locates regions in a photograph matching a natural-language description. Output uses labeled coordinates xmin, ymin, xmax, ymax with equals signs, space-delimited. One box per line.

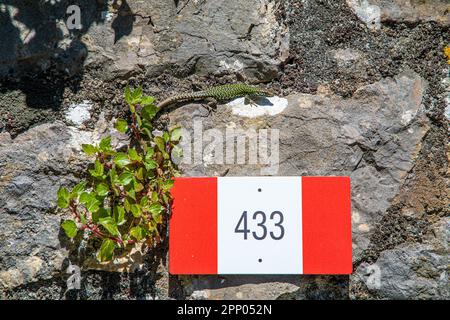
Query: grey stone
xmin=168 ymin=69 xmax=431 ymax=299
xmin=0 ymin=118 xmax=125 ymax=290
xmin=171 ymin=69 xmax=428 ymax=257
xmin=0 ymin=0 xmax=288 ymax=81
xmin=347 ymin=0 xmax=450 ymax=29
xmin=352 ymin=240 xmax=448 ymax=299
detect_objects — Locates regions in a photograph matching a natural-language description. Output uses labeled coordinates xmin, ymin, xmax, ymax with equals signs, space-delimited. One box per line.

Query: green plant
xmin=57 ymin=87 xmax=182 ymax=262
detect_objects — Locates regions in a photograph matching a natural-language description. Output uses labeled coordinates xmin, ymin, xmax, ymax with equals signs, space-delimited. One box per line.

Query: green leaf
xmin=95 ymin=160 xmax=105 ymax=175
xmin=92 ymin=208 xmax=110 ymax=223
xmin=109 ymin=168 xmax=118 ymax=184
xmin=153 ymin=213 xmax=163 ymax=224
xmin=170 ymin=127 xmax=182 ymax=141
xmin=61 ymin=220 xmax=77 ymax=238
xmin=57 ymin=187 xmax=70 ymax=208
xmin=82 ymin=144 xmax=98 ymax=155
xmin=133 ymin=181 xmax=144 ymax=193
xmin=135 ymin=167 xmax=145 ymax=180
xmin=154 ymin=136 xmax=166 ymax=153
xmin=141 ymin=96 xmax=155 ymax=106
xmin=118 ymin=171 xmax=134 ymax=186
xmin=163 ymin=132 xmax=170 ymax=143
xmin=130 ymin=226 xmax=146 ymax=241
xmin=141 ymin=127 xmax=153 ymax=138
xmin=162 ymin=193 xmax=170 ymax=205
xmin=96 ymin=183 xmax=109 ymax=197
xmin=141 ymin=104 xmax=158 ymax=121
xmin=135 ymin=114 xmax=142 ymax=127
xmin=144 ymin=159 xmax=157 ymax=171
xmin=79 ymin=192 xmax=90 ymax=204
xmin=124 ymin=198 xmax=131 ymax=212
xmin=98 ymin=239 xmax=115 ymax=262
xmin=130 ymin=204 xmax=142 ymax=218
xmin=127 ymin=187 xmax=136 ymax=200
xmin=71 ymin=181 xmax=87 ymax=199
xmin=124 ymin=86 xmax=133 ymax=105
xmin=113 ymin=206 xmax=126 ymax=226
xmin=163 ymin=179 xmax=174 ymax=190
xmin=79 ymin=213 xmax=87 ymax=225
xmin=128 ymin=148 xmax=142 ymax=162
xmin=149 ymin=203 xmax=163 ymax=216
xmin=131 ymin=86 xmax=143 ymax=103
xmin=99 ymin=217 xmax=119 ymax=236
xmin=140 ymin=196 xmax=149 ymax=208
xmin=145 ymin=148 xmax=155 ymax=160
xmin=86 ymin=198 xmax=101 ymax=213
xmin=89 ymin=160 xmax=104 ymax=178
xmin=80 ymin=192 xmax=101 ymax=213
xmin=99 ymin=136 xmax=112 ymax=152
xmin=115 ymin=119 xmax=128 ymax=133
xmin=114 ymin=152 xmax=131 ymax=168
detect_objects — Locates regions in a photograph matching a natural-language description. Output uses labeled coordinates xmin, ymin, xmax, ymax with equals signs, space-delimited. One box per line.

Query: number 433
xmin=234 ymin=211 xmax=285 ymax=240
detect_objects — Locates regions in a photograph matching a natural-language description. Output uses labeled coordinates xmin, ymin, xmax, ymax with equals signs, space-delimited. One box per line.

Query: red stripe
xmin=302 ymin=177 xmax=352 ymax=274
xmin=169 ymin=177 xmax=218 ymax=274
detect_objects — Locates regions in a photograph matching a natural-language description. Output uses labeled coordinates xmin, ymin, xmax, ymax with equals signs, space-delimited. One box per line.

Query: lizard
xmin=156 ymin=83 xmax=275 ymax=110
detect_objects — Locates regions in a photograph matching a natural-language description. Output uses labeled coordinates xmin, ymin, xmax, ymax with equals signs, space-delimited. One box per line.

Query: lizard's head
xmin=257 ymin=87 xmax=276 ymax=97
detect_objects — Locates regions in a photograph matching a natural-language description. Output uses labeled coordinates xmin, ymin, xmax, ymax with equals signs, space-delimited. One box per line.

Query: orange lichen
xmin=444 ymin=46 xmax=450 ymax=64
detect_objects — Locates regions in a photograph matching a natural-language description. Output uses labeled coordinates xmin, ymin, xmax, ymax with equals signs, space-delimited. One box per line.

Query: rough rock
xmin=182 ymin=275 xmax=302 ymax=300
xmin=168 ymin=69 xmax=431 ymax=299
xmin=347 ymin=0 xmax=450 ymax=29
xmin=346 ymin=0 xmax=381 ymax=30
xmin=0 ymin=0 xmax=288 ymax=81
xmin=89 ymin=0 xmax=288 ymax=80
xmin=0 ymin=116 xmax=126 ymax=291
xmin=0 ymin=123 xmax=81 ymax=290
xmin=0 ymin=0 xmax=96 ymax=77
xmin=352 ymin=218 xmax=448 ymax=299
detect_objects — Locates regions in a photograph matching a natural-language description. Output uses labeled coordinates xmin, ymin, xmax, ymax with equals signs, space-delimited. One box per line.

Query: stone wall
xmin=0 ymin=0 xmax=448 ymax=299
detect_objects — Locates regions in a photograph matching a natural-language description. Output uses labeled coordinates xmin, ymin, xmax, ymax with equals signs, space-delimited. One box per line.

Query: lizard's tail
xmin=157 ymin=92 xmax=207 ymax=109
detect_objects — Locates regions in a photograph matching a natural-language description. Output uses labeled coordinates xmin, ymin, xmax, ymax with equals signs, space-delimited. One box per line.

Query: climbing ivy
xmin=57 ymin=87 xmax=182 ymax=262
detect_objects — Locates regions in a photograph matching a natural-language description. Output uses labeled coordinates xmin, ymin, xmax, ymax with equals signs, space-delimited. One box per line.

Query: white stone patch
xmin=401 ymin=109 xmax=416 ymax=125
xmin=68 ymin=127 xmax=98 ymax=153
xmin=333 ymin=48 xmax=362 ymax=65
xmin=66 ymin=100 xmax=93 ymax=127
xmin=227 ymin=96 xmax=288 ymax=118
xmin=346 ymin=0 xmax=381 ymax=30
xmin=203 ymin=151 xmax=215 ymax=166
xmin=190 ymin=290 xmax=210 ymax=299
xmin=358 ymin=223 xmax=370 ymax=232
xmin=352 ymin=210 xmax=361 ymax=223
xmin=219 ymin=60 xmax=245 ymax=72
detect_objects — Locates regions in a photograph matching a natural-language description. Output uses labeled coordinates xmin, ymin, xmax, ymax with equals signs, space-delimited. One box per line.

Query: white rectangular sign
xmin=218 ymin=177 xmax=302 ymax=274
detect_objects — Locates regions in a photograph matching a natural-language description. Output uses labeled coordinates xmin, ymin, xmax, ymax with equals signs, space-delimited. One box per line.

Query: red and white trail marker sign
xmin=169 ymin=177 xmax=352 ymax=275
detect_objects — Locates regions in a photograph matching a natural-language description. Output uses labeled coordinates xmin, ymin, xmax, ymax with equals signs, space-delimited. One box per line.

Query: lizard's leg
xmin=244 ymin=95 xmax=259 ymax=107
xmin=202 ymin=97 xmax=218 ymax=114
